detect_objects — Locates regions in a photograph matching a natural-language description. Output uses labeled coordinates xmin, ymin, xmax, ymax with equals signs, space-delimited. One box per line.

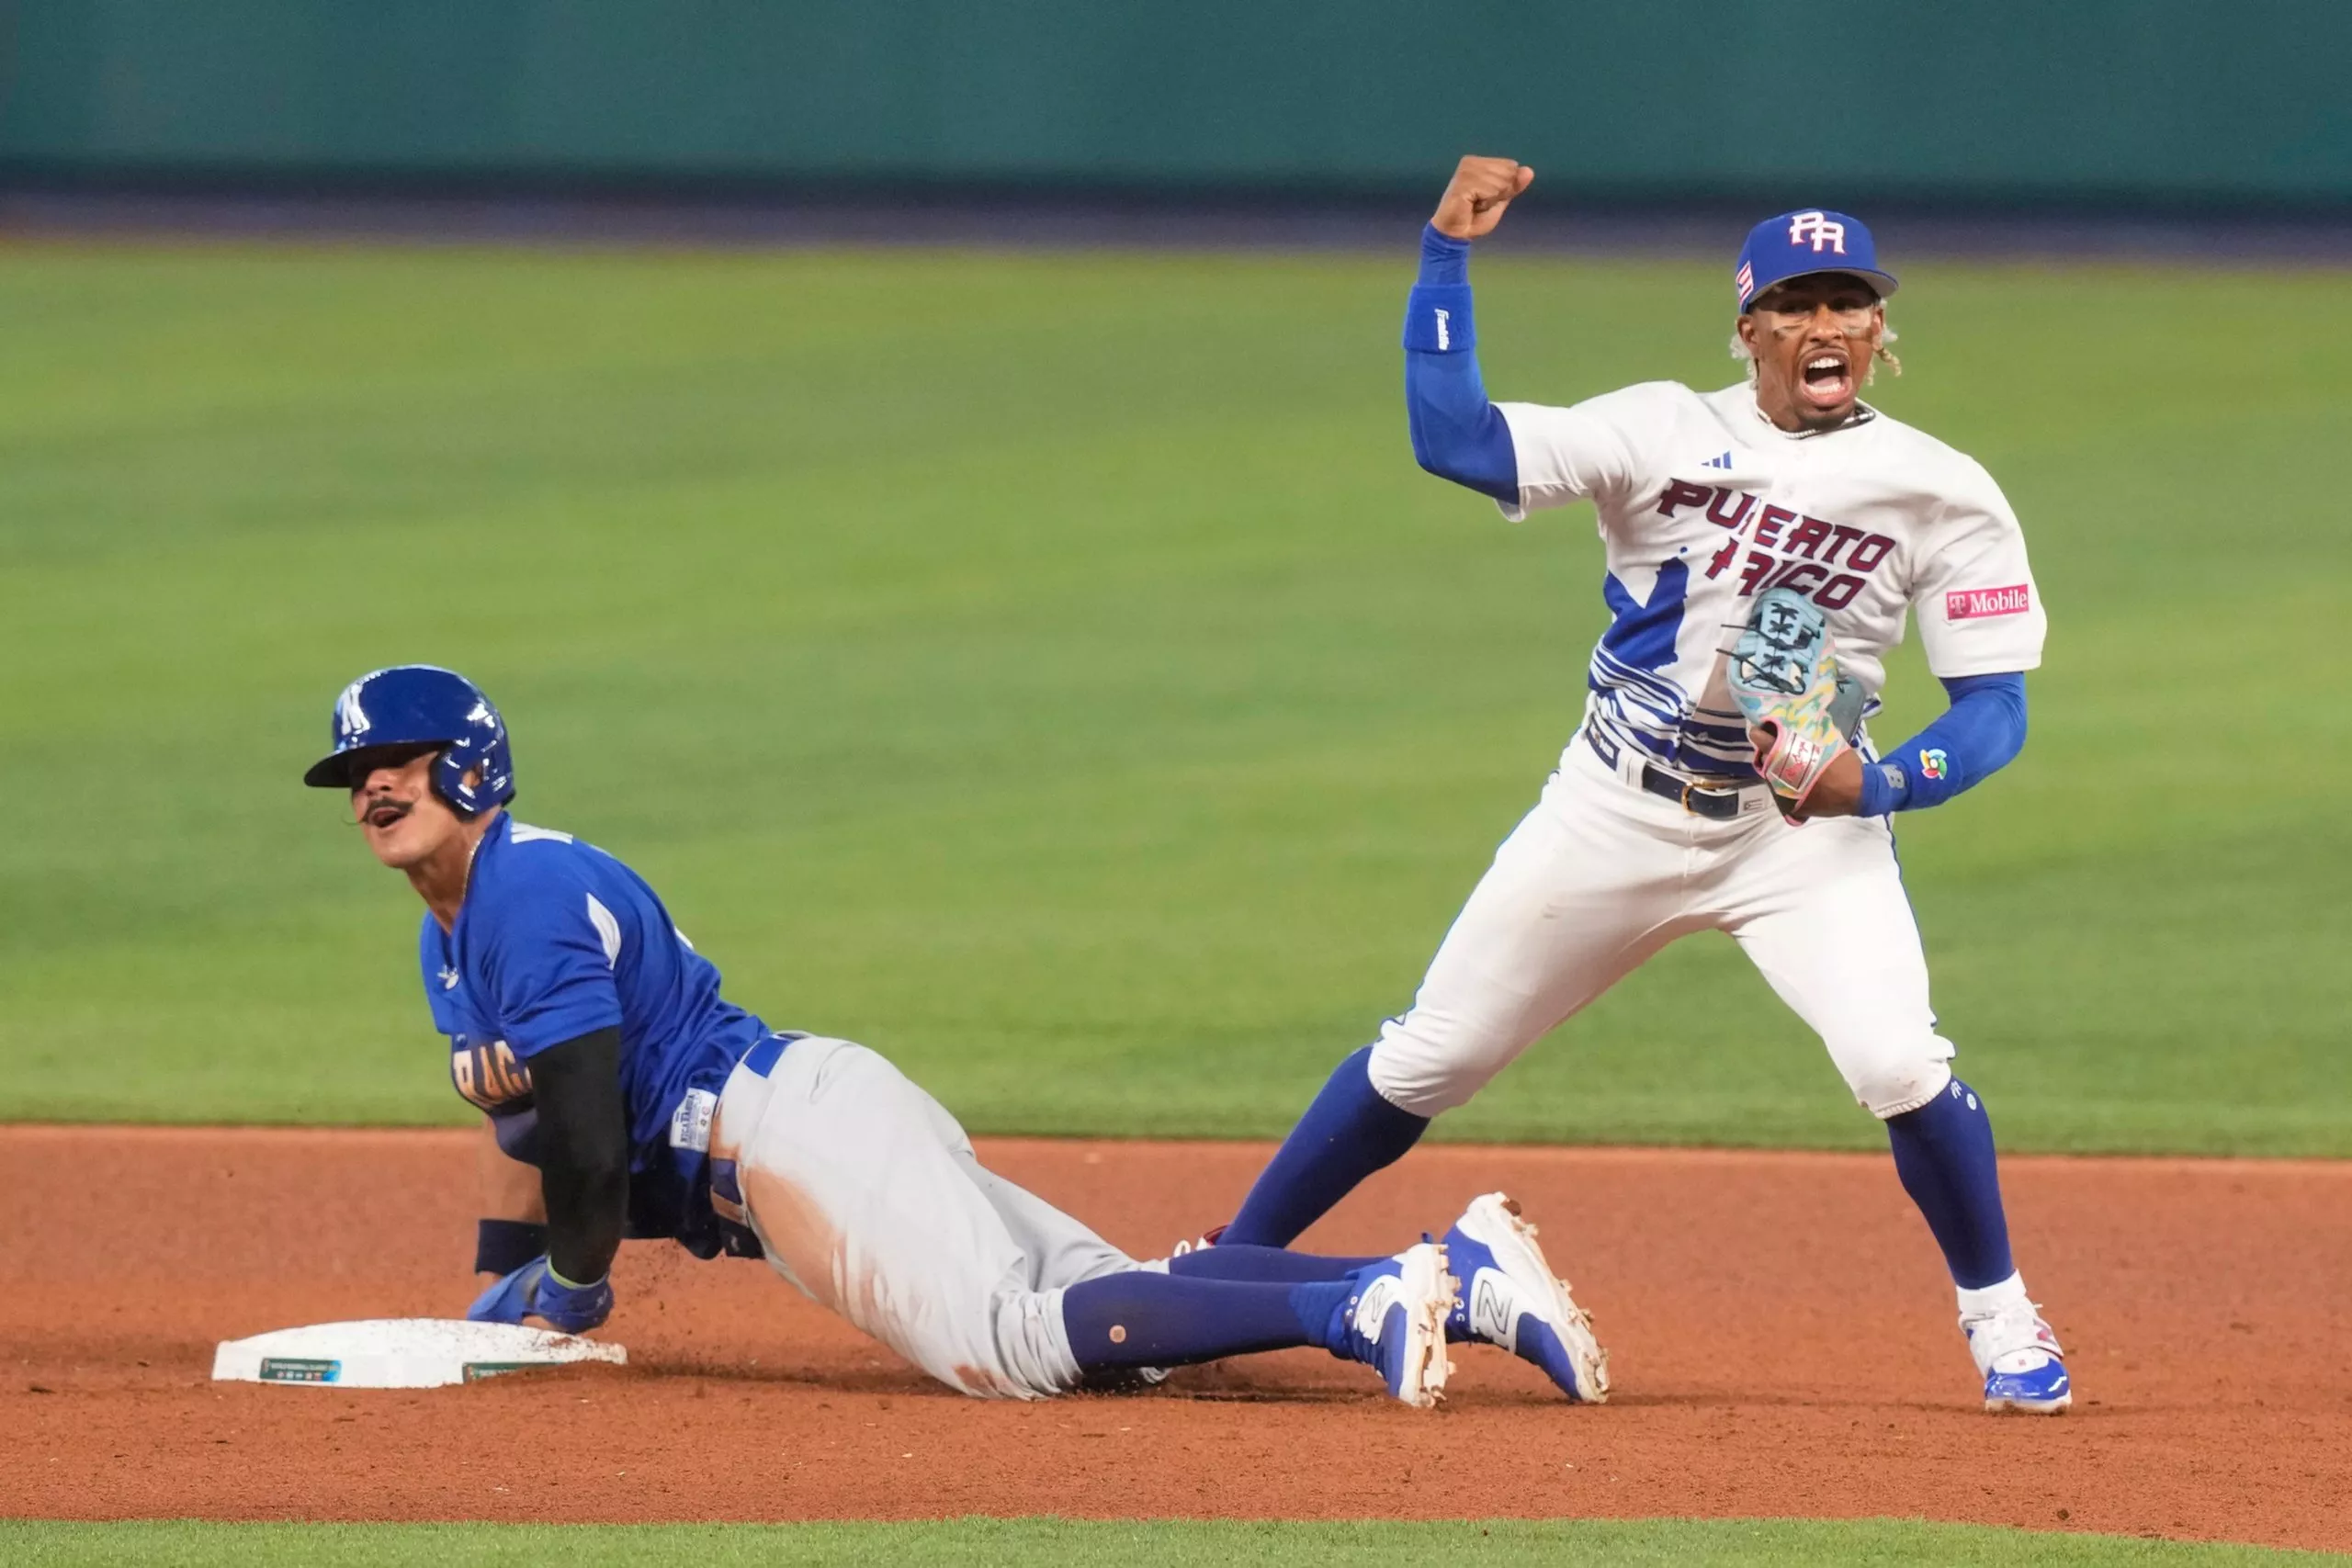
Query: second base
xmin=211 ymin=1317 xmax=627 ymax=1389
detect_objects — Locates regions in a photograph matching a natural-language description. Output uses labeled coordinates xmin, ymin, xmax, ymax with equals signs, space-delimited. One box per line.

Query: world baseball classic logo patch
xmin=1945 ymin=584 xmax=2031 ymax=621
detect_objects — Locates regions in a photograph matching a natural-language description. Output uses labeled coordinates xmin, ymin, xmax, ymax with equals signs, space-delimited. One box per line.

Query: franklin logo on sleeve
xmin=1945 ymin=585 xmax=2032 ymax=621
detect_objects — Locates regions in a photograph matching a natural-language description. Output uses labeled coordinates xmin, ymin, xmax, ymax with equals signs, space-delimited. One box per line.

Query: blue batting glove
xmin=466 ymin=1255 xmax=614 ymax=1334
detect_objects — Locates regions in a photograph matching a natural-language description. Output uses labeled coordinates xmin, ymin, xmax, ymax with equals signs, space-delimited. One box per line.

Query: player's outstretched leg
xmin=1061 ymin=1242 xmax=1458 ymax=1407
xmin=1152 ymin=1204 xmax=1611 ymax=1404
xmin=1219 ymin=1045 xmax=1430 ymax=1247
xmin=1163 ymin=1243 xmax=1387 ymax=1281
xmin=1440 ymin=1192 xmax=1610 ymax=1403
xmin=1886 ymin=1078 xmax=2070 ymax=1414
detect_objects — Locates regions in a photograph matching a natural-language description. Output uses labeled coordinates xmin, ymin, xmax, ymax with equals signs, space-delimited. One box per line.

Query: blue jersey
xmin=419 ymin=814 xmax=772 ymax=1247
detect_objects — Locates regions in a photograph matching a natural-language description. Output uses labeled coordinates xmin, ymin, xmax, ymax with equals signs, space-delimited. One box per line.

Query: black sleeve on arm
xmin=525 ymin=1025 xmax=630 ymax=1285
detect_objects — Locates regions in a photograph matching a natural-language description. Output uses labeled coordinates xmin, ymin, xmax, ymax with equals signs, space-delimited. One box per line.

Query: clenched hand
xmin=1432 ymin=156 xmax=1534 ymax=241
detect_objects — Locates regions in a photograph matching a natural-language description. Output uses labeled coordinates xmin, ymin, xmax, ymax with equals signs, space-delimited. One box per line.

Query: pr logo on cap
xmin=1735 ymin=209 xmax=1898 ymax=309
xmin=1786 ymin=211 xmax=1848 ymax=254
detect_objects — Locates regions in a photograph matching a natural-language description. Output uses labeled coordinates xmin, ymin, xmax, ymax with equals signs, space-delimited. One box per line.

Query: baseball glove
xmin=1725 ymin=587 xmax=1864 ymax=818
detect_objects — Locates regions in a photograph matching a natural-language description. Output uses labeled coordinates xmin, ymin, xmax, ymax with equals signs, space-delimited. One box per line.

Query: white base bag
xmin=211 ymin=1318 xmax=626 ymax=1388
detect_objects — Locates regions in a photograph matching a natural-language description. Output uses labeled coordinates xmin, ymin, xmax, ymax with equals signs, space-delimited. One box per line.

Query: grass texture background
xmin=2 ymin=1518 xmax=2343 ymax=1567
xmin=3 ymin=244 xmax=2344 ymax=1151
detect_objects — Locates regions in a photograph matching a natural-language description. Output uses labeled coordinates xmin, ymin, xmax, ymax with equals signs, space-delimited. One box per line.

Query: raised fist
xmin=1432 ymin=156 xmax=1534 ymax=241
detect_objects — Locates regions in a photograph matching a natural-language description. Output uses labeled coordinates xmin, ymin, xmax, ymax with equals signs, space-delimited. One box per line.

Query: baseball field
xmin=3 ymin=240 xmax=2347 ymax=1562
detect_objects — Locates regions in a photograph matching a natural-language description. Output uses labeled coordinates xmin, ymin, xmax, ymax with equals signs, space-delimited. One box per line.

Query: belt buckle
xmin=1678 ymin=775 xmax=1737 ymax=818
xmin=1679 ymin=777 xmax=1726 ymax=816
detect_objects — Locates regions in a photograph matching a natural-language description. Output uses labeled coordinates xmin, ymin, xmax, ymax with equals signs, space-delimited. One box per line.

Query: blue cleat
xmin=1964 ymin=1298 xmax=2072 ymax=1414
xmin=1442 ymin=1192 xmax=1610 ymax=1404
xmin=1329 ymin=1241 xmax=1458 ymax=1408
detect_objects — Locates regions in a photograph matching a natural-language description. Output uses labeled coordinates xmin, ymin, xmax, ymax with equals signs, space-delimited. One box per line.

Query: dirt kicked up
xmin=2 ymin=1128 xmax=2347 ymax=1552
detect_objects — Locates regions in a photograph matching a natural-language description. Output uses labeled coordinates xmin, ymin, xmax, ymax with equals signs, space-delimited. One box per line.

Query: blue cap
xmin=1735 ymin=209 xmax=1898 ymax=311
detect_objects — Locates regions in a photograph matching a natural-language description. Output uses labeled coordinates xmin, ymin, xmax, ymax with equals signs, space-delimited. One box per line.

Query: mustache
xmin=355 ymin=795 xmax=415 ymax=828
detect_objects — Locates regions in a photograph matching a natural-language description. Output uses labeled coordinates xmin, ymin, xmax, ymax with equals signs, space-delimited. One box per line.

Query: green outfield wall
xmin=0 ymin=0 xmax=2344 ymax=206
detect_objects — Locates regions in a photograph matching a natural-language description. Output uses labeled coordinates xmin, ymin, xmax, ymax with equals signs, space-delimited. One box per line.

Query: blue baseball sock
xmin=1062 ymin=1272 xmax=1354 ymax=1370
xmin=1167 ymin=1243 xmax=1385 ymax=1283
xmin=1885 ymin=1077 xmax=2016 ymax=1289
xmin=1221 ymin=1046 xmax=1430 ymax=1247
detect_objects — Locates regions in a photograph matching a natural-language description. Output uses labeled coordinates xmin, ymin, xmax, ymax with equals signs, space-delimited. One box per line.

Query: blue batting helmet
xmin=1734 ymin=209 xmax=1899 ymax=311
xmin=302 ymin=665 xmax=515 ymax=818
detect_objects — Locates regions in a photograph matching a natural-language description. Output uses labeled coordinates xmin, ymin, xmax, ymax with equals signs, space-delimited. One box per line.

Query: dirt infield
xmin=2 ymin=1129 xmax=2346 ymax=1550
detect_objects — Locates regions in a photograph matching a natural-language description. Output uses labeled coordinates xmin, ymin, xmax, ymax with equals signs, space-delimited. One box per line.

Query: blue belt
xmin=740 ymin=1031 xmax=804 ymax=1079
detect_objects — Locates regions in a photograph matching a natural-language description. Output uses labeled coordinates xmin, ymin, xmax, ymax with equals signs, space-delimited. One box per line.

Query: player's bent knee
xmin=1367 ymin=1017 xmax=1519 ymax=1119
xmin=1821 ymin=1019 xmax=1957 ymax=1120
xmin=981 ymin=1285 xmax=1090 ymax=1401
xmin=1849 ymin=1054 xmax=1955 ymax=1120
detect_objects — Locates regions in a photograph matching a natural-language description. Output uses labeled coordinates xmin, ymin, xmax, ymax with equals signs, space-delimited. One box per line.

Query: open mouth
xmin=362 ymin=799 xmax=413 ymax=830
xmin=1800 ymin=353 xmax=1853 ymax=404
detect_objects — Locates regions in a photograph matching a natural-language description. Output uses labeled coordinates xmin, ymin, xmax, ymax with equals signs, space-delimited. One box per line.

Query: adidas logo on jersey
xmin=1700 ymin=451 xmax=1734 ymax=470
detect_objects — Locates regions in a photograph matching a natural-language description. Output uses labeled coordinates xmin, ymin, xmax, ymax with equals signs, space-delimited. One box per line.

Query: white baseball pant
xmin=1367 ymin=736 xmax=1955 ymax=1121
xmin=708 ymin=1034 xmax=1136 ymax=1399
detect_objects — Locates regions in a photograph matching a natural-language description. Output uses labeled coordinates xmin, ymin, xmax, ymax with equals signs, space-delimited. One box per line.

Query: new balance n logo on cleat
xmin=1469 ymin=1271 xmax=1517 ymax=1352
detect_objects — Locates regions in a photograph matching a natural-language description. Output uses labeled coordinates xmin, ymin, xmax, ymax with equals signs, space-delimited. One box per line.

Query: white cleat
xmin=1964 ymin=1296 xmax=2072 ymax=1415
xmin=1336 ymin=1240 xmax=1459 ymax=1408
xmin=1444 ymin=1191 xmax=1610 ymax=1403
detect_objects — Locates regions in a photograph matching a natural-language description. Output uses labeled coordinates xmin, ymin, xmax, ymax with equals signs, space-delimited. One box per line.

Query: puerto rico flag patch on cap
xmin=1945 ymin=584 xmax=2031 ymax=621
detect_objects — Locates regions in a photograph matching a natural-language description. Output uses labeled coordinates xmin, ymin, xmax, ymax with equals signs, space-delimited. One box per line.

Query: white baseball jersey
xmin=1496 ymin=381 xmax=2046 ymax=782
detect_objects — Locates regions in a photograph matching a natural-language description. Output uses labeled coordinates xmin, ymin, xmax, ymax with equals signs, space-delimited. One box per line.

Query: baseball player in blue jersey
xmin=307 ymin=664 xmax=1609 ymax=1405
xmin=1215 ymin=159 xmax=2070 ymax=1414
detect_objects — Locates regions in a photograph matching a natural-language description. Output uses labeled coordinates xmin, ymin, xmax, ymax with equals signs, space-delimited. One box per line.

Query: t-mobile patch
xmin=1945 ymin=584 xmax=2031 ymax=620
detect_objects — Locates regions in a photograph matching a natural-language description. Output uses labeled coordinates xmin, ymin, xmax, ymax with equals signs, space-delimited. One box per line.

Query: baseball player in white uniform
xmin=1215 ymin=158 xmax=2070 ymax=1413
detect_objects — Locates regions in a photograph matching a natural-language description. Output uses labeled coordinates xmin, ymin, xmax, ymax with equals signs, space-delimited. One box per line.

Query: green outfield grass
xmin=3 ymin=1519 xmax=2342 ymax=1567
xmin=1 ymin=243 xmax=2344 ymax=1151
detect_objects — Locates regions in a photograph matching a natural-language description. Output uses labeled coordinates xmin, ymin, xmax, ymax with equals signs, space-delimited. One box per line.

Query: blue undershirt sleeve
xmin=1856 ymin=672 xmax=2029 ymax=817
xmin=1403 ymin=225 xmax=1519 ymax=504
